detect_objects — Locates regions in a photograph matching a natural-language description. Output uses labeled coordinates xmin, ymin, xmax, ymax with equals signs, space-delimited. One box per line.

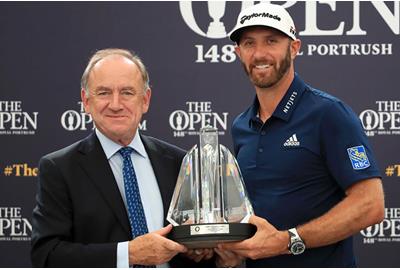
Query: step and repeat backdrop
xmin=0 ymin=1 xmax=399 ymax=267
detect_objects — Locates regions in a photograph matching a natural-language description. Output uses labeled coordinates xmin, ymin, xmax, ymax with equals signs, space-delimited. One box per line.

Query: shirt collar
xmin=248 ymin=73 xmax=306 ymax=126
xmin=273 ymin=73 xmax=306 ymax=121
xmin=95 ymin=129 xmax=148 ymax=159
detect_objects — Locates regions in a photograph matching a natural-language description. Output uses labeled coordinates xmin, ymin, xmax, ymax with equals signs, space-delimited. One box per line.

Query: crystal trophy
xmin=167 ymin=126 xmax=256 ymax=248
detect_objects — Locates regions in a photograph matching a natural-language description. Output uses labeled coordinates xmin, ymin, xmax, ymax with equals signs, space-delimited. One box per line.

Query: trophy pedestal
xmin=168 ymin=223 xmax=256 ymax=249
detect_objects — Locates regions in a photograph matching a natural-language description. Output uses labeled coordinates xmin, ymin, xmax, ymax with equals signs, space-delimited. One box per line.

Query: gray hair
xmin=81 ymin=48 xmax=150 ymax=96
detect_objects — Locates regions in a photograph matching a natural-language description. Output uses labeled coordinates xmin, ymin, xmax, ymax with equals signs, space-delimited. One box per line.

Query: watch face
xmin=290 ymin=241 xmax=305 ymax=255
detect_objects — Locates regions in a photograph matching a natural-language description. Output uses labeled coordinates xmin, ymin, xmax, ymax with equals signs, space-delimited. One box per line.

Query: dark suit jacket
xmin=31 ymin=132 xmax=211 ymax=267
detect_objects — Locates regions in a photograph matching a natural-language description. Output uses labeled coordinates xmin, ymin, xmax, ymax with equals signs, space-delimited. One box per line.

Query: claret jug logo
xmin=180 ymin=1 xmax=253 ymax=39
xmin=180 ymin=1 xmax=251 ymax=63
xmin=359 ymin=101 xmax=400 ymax=136
xmin=61 ymin=102 xmax=93 ymax=131
xmin=0 ymin=101 xmax=38 ymax=135
xmin=169 ymin=101 xmax=228 ymax=137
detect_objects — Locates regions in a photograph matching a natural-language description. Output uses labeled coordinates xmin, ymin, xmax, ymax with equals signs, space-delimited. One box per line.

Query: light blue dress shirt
xmin=95 ymin=129 xmax=166 ymax=267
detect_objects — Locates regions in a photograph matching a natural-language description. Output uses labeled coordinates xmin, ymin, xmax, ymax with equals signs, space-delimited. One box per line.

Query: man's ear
xmin=291 ymin=39 xmax=301 ymax=60
xmin=142 ymin=88 xmax=152 ymax=114
xmin=235 ymin=45 xmax=242 ymax=61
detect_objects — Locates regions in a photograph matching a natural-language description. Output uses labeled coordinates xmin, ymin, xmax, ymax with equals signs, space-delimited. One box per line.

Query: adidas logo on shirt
xmin=283 ymin=134 xmax=300 ymax=147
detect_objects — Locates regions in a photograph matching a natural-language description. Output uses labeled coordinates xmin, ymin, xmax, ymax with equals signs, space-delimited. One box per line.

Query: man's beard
xmin=242 ymin=44 xmax=292 ymax=89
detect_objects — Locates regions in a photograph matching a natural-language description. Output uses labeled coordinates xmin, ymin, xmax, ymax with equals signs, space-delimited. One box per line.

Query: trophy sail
xmin=167 ymin=126 xmax=255 ymax=248
xmin=199 ymin=127 xmax=224 ymax=224
xmin=219 ymin=144 xmax=252 ymax=223
xmin=167 ymin=145 xmax=199 ymax=226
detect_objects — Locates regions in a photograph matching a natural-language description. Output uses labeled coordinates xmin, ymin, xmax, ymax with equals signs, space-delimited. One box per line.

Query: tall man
xmin=31 ymin=48 xmax=210 ymax=267
xmin=217 ymin=3 xmax=385 ymax=267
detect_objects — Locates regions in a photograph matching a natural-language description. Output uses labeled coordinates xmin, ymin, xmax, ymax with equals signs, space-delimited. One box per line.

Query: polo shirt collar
xmin=248 ymin=73 xmax=306 ymax=126
xmin=273 ymin=73 xmax=306 ymax=121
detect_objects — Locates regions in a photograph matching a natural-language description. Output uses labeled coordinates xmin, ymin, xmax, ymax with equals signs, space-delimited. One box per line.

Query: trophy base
xmin=168 ymin=223 xmax=256 ymax=249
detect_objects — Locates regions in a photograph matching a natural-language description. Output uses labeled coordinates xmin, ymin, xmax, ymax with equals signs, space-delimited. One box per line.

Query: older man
xmin=31 ymin=48 xmax=211 ymax=267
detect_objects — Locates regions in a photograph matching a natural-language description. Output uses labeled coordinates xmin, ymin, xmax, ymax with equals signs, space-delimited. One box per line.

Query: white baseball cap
xmin=229 ymin=3 xmax=296 ymax=43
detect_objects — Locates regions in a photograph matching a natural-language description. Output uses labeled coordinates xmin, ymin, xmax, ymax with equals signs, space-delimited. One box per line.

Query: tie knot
xmin=119 ymin=147 xmax=134 ymax=159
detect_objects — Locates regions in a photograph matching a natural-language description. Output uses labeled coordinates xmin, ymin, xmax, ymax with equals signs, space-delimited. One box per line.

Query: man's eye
xmin=97 ymin=91 xmax=110 ymax=96
xmin=243 ymin=40 xmax=254 ymax=47
xmin=121 ymin=91 xmax=134 ymax=96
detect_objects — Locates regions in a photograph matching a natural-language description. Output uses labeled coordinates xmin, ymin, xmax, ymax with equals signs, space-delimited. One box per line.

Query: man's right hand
xmin=128 ymin=224 xmax=187 ymax=266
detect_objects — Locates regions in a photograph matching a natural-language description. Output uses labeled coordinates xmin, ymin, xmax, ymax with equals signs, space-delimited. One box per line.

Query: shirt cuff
xmin=117 ymin=241 xmax=129 ymax=268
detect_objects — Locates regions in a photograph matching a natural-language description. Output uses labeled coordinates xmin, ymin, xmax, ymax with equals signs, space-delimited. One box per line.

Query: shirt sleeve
xmin=117 ymin=241 xmax=129 ymax=268
xmin=319 ymin=100 xmax=381 ymax=190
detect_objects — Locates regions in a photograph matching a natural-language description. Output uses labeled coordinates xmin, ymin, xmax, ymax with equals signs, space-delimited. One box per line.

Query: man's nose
xmin=109 ymin=93 xmax=123 ymax=110
xmin=253 ymin=43 xmax=269 ymax=59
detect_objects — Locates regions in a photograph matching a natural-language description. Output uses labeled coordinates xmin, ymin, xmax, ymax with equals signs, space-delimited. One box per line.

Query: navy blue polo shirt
xmin=232 ymin=74 xmax=381 ymax=267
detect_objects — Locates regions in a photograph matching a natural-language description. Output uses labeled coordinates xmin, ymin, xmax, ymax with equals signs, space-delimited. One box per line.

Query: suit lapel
xmin=77 ymin=133 xmax=131 ymax=236
xmin=141 ymin=135 xmax=176 ymax=221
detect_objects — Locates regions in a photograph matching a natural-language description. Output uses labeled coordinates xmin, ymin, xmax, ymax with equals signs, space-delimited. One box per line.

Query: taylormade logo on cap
xmin=230 ymin=3 xmax=296 ymax=42
xmin=240 ymin=12 xmax=281 ymax=25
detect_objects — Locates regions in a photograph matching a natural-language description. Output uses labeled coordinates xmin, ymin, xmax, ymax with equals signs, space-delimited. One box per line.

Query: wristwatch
xmin=288 ymin=228 xmax=305 ymax=255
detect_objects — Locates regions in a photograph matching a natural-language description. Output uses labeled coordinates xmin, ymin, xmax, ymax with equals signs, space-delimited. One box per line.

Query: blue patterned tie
xmin=119 ymin=147 xmax=149 ymax=238
xmin=119 ymin=147 xmax=155 ymax=267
